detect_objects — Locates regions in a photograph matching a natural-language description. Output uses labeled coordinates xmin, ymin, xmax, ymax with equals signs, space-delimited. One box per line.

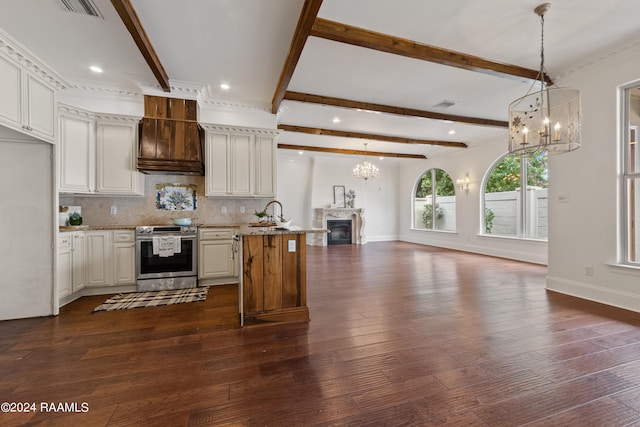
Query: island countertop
xmin=236 ymin=226 xmax=328 ymax=236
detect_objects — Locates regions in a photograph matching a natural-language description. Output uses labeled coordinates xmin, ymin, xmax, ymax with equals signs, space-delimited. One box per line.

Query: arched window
xmin=483 ymin=152 xmax=548 ymax=239
xmin=413 ymin=168 xmax=456 ymax=231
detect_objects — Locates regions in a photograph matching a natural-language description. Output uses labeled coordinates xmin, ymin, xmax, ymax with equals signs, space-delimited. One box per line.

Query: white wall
xmin=277 ymin=151 xmax=400 ymax=242
xmin=0 ymin=133 xmax=54 ymax=320
xmin=546 ymin=39 xmax=640 ymax=312
xmin=396 ymin=140 xmax=548 ymax=264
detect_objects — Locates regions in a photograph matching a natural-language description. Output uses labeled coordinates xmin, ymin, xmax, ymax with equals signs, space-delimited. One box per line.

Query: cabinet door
xmin=230 ymin=133 xmax=253 ymax=196
xmin=25 ymin=74 xmax=55 ymax=141
xmin=71 ymin=232 xmax=86 ymax=292
xmin=59 ymin=113 xmax=93 ymax=193
xmin=86 ymin=231 xmax=112 ymax=286
xmin=0 ymin=55 xmax=22 ymax=129
xmin=255 ymin=135 xmax=276 ymax=197
xmin=205 ymin=131 xmax=230 ymax=196
xmin=113 ymin=243 xmax=136 ymax=284
xmin=96 ymin=121 xmax=144 ymax=195
xmin=199 ymin=240 xmax=234 ymax=279
xmin=57 ymin=235 xmax=73 ymax=299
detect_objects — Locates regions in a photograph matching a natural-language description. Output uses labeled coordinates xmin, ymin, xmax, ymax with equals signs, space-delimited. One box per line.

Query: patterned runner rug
xmin=93 ymin=286 xmax=209 ymax=312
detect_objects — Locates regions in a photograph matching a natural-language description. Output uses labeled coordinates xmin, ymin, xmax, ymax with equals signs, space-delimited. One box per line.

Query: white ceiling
xmin=1 ymin=0 xmax=640 ymax=159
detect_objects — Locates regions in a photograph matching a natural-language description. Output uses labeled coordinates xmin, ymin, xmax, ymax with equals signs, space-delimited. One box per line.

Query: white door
xmin=0 ymin=137 xmax=54 ymax=320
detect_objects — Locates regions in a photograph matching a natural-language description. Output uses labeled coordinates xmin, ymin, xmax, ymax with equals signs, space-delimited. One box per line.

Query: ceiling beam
xmin=310 ymin=18 xmax=552 ymax=86
xmin=279 ymin=124 xmax=467 ymax=148
xmin=278 ymin=144 xmax=426 ymax=159
xmin=271 ymin=0 xmax=324 ymax=113
xmin=285 ymin=91 xmax=507 ymax=128
xmin=111 ymin=0 xmax=170 ymax=92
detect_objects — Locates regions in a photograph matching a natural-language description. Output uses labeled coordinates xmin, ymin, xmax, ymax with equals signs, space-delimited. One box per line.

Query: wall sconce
xmin=456 ymin=173 xmax=470 ymax=195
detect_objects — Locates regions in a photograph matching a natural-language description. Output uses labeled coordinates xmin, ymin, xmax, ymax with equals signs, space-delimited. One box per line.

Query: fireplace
xmin=327 ymin=219 xmax=352 ymax=245
xmin=312 ymin=208 xmax=365 ymax=246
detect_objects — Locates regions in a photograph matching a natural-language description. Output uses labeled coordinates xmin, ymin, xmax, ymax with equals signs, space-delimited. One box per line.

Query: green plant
xmin=485 ymin=207 xmax=495 ymax=233
xmin=254 ymin=209 xmax=267 ymax=219
xmin=422 ymin=204 xmax=444 ymax=229
xmin=68 ymin=212 xmax=82 ymax=226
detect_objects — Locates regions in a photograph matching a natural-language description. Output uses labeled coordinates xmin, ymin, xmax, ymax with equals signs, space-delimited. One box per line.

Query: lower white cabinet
xmin=59 ymin=229 xmax=136 ymax=301
xmin=57 ymin=232 xmax=86 ymax=299
xmin=112 ymin=230 xmax=136 ymax=285
xmin=198 ymin=228 xmax=238 ymax=283
xmin=86 ymin=231 xmax=112 ymax=287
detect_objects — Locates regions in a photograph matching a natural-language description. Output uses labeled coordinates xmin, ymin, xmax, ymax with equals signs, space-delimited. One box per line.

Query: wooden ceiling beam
xmin=310 ymin=18 xmax=552 ymax=86
xmin=271 ymin=0 xmax=324 ymax=113
xmin=285 ymin=91 xmax=507 ymax=128
xmin=111 ymin=0 xmax=170 ymax=92
xmin=278 ymin=144 xmax=426 ymax=159
xmin=279 ymin=124 xmax=467 ymax=148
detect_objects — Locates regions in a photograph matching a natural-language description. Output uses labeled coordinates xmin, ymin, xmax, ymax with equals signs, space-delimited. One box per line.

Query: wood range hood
xmin=137 ymin=95 xmax=205 ymax=175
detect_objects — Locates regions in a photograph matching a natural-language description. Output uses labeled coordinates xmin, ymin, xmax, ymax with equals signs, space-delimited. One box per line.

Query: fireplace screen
xmin=327 ymin=220 xmax=352 ymax=245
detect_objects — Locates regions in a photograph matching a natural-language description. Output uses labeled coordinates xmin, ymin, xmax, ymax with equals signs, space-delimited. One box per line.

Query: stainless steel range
xmin=135 ymin=225 xmax=198 ymax=291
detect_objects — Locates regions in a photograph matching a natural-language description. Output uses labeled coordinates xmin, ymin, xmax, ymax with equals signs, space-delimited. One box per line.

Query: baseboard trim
xmin=546 ymin=275 xmax=640 ymax=313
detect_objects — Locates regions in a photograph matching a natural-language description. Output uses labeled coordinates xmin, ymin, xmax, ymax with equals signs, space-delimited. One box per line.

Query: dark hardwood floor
xmin=3 ymin=241 xmax=640 ymax=426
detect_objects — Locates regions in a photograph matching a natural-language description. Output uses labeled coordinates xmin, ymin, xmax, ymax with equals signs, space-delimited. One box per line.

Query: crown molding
xmin=58 ymin=102 xmax=140 ymax=123
xmin=0 ymin=28 xmax=69 ymax=90
xmin=200 ymin=123 xmax=280 ymax=136
xmin=65 ymin=80 xmax=142 ymax=99
xmin=556 ymin=35 xmax=640 ymax=82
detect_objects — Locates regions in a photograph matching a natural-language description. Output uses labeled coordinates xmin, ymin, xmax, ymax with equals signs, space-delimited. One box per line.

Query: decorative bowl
xmin=275 ymin=218 xmax=292 ymax=228
xmin=173 ymin=218 xmax=192 ymax=226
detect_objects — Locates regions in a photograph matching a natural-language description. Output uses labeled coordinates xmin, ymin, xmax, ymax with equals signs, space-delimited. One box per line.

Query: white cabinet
xmin=0 ymin=55 xmax=55 ymax=142
xmin=198 ymin=228 xmax=238 ymax=283
xmin=58 ymin=111 xmax=94 ymax=193
xmin=86 ymin=231 xmax=112 ymax=287
xmin=57 ymin=232 xmax=86 ymax=299
xmin=95 ymin=119 xmax=144 ymax=195
xmin=112 ymin=230 xmax=136 ymax=285
xmin=58 ymin=106 xmax=144 ymax=195
xmin=57 ymin=234 xmax=73 ymax=298
xmin=203 ymin=125 xmax=278 ymax=197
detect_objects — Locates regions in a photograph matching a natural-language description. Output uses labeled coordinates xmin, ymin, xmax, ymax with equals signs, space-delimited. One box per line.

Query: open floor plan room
xmin=2 ymin=242 xmax=640 ymax=426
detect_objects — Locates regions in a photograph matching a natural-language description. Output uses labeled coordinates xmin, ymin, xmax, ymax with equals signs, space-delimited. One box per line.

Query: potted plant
xmin=254 ymin=209 xmax=268 ymax=222
xmin=68 ymin=212 xmax=83 ymax=226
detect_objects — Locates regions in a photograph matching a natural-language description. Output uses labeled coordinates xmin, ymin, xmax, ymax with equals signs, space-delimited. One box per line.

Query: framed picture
xmin=333 ymin=185 xmax=346 ymax=208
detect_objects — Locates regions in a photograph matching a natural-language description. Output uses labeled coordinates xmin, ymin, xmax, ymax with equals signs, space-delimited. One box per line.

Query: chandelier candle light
xmin=353 ymin=143 xmax=379 ymax=180
xmin=508 ymin=3 xmax=581 ymax=156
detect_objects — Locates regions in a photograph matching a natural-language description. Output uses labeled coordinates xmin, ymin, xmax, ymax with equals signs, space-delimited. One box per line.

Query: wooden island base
xmin=240 ymin=232 xmax=309 ymax=327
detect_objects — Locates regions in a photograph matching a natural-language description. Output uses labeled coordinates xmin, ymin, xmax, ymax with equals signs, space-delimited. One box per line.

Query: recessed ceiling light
xmin=332 ymin=117 xmax=341 ymax=123
xmin=89 ymin=65 xmax=103 ymax=73
xmin=298 ymin=151 xmax=304 ymax=155
xmin=448 ymin=130 xmax=456 ymax=135
xmin=379 ymin=157 xmax=384 ymax=160
xmin=220 ymin=83 xmax=230 ymax=90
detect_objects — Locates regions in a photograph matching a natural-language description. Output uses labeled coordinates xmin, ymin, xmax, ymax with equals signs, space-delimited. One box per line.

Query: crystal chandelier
xmin=353 ymin=143 xmax=379 ymax=180
xmin=508 ymin=3 xmax=581 ymax=156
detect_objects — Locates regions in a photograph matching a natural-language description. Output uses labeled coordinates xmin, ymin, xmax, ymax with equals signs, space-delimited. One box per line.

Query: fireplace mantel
xmin=312 ymin=208 xmax=365 ymax=246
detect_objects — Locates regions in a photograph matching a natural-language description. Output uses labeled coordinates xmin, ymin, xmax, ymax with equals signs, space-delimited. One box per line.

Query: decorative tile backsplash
xmin=59 ymin=175 xmax=267 ymax=226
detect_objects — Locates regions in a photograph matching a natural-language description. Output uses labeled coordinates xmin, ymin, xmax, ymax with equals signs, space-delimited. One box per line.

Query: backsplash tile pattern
xmin=59 ymin=175 xmax=268 ymax=226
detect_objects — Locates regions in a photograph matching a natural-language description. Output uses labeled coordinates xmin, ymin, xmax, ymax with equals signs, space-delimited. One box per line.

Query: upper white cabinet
xmin=0 ymin=55 xmax=56 ymax=143
xmin=58 ymin=110 xmax=94 ymax=193
xmin=95 ymin=118 xmax=144 ymax=195
xmin=203 ymin=125 xmax=278 ymax=197
xmin=58 ymin=105 xmax=144 ymax=196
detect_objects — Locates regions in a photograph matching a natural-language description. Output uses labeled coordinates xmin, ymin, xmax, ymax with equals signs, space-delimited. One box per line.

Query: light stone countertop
xmin=59 ymin=224 xmax=328 ymax=235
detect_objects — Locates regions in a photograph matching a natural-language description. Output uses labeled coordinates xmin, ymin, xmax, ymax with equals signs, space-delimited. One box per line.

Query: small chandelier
xmin=353 ymin=143 xmax=379 ymax=180
xmin=508 ymin=3 xmax=581 ymax=156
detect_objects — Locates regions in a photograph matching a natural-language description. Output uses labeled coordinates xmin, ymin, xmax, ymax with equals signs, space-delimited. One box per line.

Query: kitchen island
xmin=237 ymin=226 xmax=327 ymax=327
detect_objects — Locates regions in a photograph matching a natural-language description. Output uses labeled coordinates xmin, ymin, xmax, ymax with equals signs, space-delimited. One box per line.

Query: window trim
xmin=619 ymin=80 xmax=640 ymax=266
xmin=412 ymin=168 xmax=456 ymax=232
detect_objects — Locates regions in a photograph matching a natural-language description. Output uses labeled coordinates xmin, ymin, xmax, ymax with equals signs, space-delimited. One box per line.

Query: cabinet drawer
xmin=58 ymin=234 xmax=72 ymax=248
xmin=199 ymin=228 xmax=234 ymax=240
xmin=113 ymin=230 xmax=135 ymax=243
